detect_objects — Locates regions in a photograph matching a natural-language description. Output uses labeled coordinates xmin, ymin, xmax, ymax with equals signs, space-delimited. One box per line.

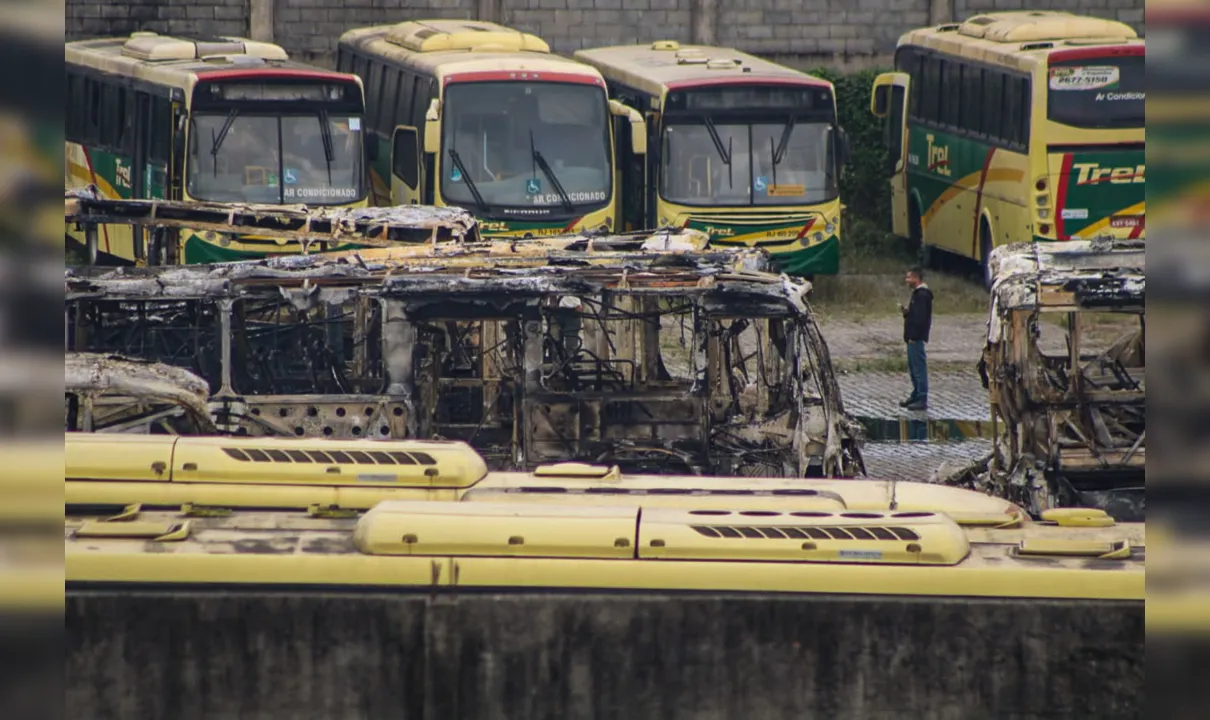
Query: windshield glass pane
xmin=662 ymin=123 xmax=751 ymax=205
xmin=1047 ymin=55 xmax=1144 ymax=129
xmin=187 ymin=113 xmax=364 ymax=205
xmin=440 ymin=82 xmax=611 ymax=210
xmin=751 ymin=122 xmax=836 ymax=206
xmin=662 ymin=120 xmax=836 ymax=206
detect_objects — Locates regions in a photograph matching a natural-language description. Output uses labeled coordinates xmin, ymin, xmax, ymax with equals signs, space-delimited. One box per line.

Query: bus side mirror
xmin=392 ymin=126 xmax=420 ymax=190
xmin=871 ymin=84 xmax=889 ymax=117
xmin=609 ymin=99 xmax=647 ymax=155
xmin=423 ymin=99 xmax=441 ymax=153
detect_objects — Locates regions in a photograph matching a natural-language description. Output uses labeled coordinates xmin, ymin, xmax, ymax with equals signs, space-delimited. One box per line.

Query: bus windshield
xmin=661 ymin=119 xmax=837 ymax=207
xmin=440 ymin=82 xmax=612 ymax=212
xmin=1047 ymin=54 xmax=1144 ymax=130
xmin=187 ymin=112 xmax=365 ymax=205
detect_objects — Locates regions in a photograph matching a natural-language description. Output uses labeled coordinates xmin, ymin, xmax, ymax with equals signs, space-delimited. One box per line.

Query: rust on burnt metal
xmin=65 ymin=352 xmax=219 ymax=434
xmin=942 ymin=239 xmax=1145 ymax=521
xmin=65 ymin=186 xmax=481 ymax=262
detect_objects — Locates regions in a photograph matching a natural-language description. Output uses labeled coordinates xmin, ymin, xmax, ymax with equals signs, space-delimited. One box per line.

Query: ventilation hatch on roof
xmin=385 ymin=20 xmax=550 ymax=54
xmin=959 ymin=11 xmax=1138 ymax=43
xmin=121 ymin=34 xmax=288 ymax=62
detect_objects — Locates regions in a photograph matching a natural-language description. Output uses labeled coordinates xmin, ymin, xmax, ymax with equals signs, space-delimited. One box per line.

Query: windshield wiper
xmin=447 ymin=149 xmax=488 ymax=212
xmin=773 ymin=116 xmax=796 ymax=166
xmin=703 ymin=117 xmax=733 ymax=189
xmin=210 ymin=108 xmax=240 ymax=177
xmin=530 ymin=131 xmax=574 ymax=213
xmin=318 ymin=109 xmax=335 ymax=185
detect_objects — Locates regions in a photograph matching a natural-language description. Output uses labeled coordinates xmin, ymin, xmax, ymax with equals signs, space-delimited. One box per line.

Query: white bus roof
xmin=339 ymin=20 xmax=602 ymax=84
xmin=575 ymin=41 xmax=831 ymax=99
xmin=66 ymin=32 xmax=353 ymax=90
xmin=898 ymin=11 xmax=1143 ymax=73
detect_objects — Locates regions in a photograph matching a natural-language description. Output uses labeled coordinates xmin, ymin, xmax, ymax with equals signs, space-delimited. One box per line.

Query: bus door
xmin=871 ymin=73 xmax=911 ymax=239
xmin=390 ymin=125 xmax=423 ymax=206
xmin=608 ymin=100 xmax=648 ymax=231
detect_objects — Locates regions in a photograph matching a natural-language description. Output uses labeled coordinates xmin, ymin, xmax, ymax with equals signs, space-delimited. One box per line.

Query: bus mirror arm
xmin=872 ymin=85 xmax=889 ymax=117
xmin=609 ymin=100 xmax=647 ymax=155
xmin=423 ymin=99 xmax=441 ymax=154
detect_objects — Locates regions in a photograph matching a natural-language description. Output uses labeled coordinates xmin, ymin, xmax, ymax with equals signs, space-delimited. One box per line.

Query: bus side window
xmin=961 ymin=65 xmax=983 ymax=135
xmin=909 ymin=52 xmax=924 ymax=119
xmin=85 ymin=78 xmax=102 ymax=146
xmin=982 ymin=72 xmax=1004 ymax=143
xmin=366 ymin=62 xmax=383 ymax=132
xmin=941 ymin=60 xmax=961 ymax=129
xmin=412 ymin=77 xmax=433 ymax=131
xmin=920 ymin=56 xmax=941 ymax=125
xmin=377 ymin=66 xmax=395 ymax=131
xmin=149 ymin=97 xmax=171 ymax=164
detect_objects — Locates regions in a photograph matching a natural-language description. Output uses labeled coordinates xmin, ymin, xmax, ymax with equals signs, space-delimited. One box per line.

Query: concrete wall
xmin=67 ymin=0 xmax=1146 ymax=70
xmin=67 ymin=591 xmax=1143 ymax=719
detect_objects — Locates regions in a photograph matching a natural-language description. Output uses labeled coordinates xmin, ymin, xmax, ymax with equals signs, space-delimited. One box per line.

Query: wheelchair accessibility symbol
xmin=526 ymin=178 xmax=542 ymax=195
xmin=754 ymin=176 xmax=768 ymax=193
xmin=284 ymin=168 xmax=299 ymax=185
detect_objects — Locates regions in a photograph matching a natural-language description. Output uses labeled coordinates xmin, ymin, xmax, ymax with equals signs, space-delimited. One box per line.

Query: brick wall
xmin=66 ymin=0 xmax=1146 ymax=70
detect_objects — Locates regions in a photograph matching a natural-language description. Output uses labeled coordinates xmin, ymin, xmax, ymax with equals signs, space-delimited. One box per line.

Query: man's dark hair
xmin=908 ymin=266 xmax=924 ymax=280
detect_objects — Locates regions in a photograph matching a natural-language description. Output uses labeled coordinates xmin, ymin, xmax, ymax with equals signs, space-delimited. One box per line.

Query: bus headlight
xmin=824 ymin=222 xmax=835 ymax=235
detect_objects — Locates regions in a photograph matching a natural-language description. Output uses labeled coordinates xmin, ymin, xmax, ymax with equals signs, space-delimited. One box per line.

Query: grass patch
xmin=809 ymin=215 xmax=990 ymax=319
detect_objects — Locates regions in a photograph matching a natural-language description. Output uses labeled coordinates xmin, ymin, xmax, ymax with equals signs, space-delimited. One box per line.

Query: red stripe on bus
xmin=970 ymin=147 xmax=997 ymax=258
xmin=1128 ymin=219 xmax=1144 ymax=239
xmin=1048 ymin=46 xmax=1144 ymax=63
xmin=666 ymin=76 xmax=831 ymax=90
xmin=1054 ymin=153 xmax=1075 ymax=240
xmin=197 ymin=69 xmax=356 ymax=82
xmin=795 ymin=217 xmax=817 ymax=241
xmin=444 ymin=71 xmax=603 ymax=85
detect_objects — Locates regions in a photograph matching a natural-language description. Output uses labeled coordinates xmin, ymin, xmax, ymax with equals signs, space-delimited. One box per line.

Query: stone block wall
xmin=66 ymin=0 xmax=1146 ymax=70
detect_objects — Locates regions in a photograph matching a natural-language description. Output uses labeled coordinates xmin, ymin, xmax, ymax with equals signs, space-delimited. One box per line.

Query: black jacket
xmin=903 ymin=285 xmax=933 ymax=343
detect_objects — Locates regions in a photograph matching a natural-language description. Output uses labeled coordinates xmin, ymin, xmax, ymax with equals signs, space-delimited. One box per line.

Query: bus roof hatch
xmin=385 ymin=20 xmax=550 ymax=54
xmin=958 ymin=11 xmax=1139 ymax=43
xmin=121 ymin=33 xmax=289 ymax=62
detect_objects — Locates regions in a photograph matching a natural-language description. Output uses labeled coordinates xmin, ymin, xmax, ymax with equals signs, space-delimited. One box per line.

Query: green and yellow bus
xmin=575 ymin=42 xmax=849 ymax=276
xmin=337 ymin=20 xmax=646 ymax=238
xmin=871 ymin=12 xmax=1144 ymax=284
xmin=66 ymin=33 xmax=370 ymax=264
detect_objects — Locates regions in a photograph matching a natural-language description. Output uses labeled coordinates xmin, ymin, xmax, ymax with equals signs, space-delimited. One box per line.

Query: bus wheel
xmin=979 ymin=221 xmax=994 ymax=290
xmin=908 ymin=203 xmax=923 ymax=255
xmin=910 ymin=204 xmax=935 ymax=268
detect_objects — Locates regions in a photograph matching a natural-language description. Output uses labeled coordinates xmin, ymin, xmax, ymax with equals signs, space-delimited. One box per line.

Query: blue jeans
xmin=906 ymin=340 xmax=928 ymax=402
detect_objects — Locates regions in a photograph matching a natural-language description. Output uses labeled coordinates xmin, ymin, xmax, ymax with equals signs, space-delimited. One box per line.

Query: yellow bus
xmin=575 ymin=41 xmax=849 ymax=276
xmin=337 ymin=20 xmax=646 ymax=238
xmin=870 ymin=12 xmax=1144 ymax=285
xmin=66 ymin=33 xmax=371 ymax=265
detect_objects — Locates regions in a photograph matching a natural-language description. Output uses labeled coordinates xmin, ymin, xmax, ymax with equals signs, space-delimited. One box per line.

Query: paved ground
xmin=860 ymin=439 xmax=993 ymax=482
xmin=817 ymin=312 xmax=1071 ymax=363
xmin=822 ymin=312 xmax=998 ymax=482
xmin=836 ymin=370 xmax=990 ymax=422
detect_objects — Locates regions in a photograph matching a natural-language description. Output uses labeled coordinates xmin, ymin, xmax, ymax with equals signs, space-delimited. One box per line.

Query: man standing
xmin=899 ymin=266 xmax=933 ymax=411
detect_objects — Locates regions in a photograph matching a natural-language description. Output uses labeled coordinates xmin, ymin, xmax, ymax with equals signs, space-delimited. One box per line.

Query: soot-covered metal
xmin=65 ymin=230 xmax=864 ymax=478
xmin=942 ymin=239 xmax=1145 ymax=520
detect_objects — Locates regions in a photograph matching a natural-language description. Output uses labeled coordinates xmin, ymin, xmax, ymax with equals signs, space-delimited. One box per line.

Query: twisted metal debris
xmin=942 ymin=239 xmax=1145 ymax=520
xmin=65 ymin=204 xmax=863 ymax=478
